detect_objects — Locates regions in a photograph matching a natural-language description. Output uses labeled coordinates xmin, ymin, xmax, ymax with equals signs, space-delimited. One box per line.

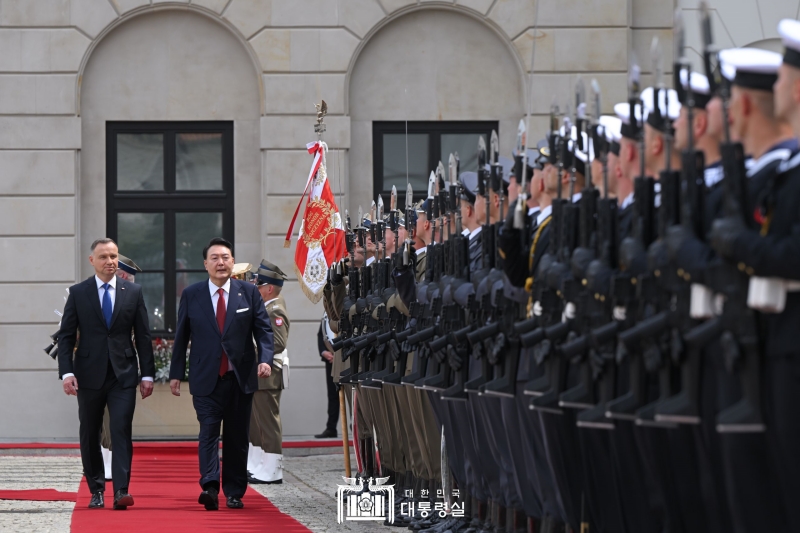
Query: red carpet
xmin=70 ymin=444 xmax=311 ymax=533
xmin=0 ymin=489 xmax=77 ymax=502
xmin=0 ymin=440 xmax=348 ymax=450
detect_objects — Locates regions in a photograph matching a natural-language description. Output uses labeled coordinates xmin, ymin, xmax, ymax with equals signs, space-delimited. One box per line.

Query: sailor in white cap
xmin=591 ymin=115 xmax=622 ymax=199
xmin=722 ymin=47 xmax=797 ymax=186
xmin=708 ymin=19 xmax=800 ymax=532
xmin=641 ymin=86 xmax=682 ymax=179
xmin=674 ymin=70 xmax=725 ymax=189
xmin=613 ymin=99 xmax=644 ymax=238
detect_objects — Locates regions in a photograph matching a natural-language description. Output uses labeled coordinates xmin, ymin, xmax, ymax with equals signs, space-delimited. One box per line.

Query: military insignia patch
xmin=275 ymin=317 xmax=284 ymax=327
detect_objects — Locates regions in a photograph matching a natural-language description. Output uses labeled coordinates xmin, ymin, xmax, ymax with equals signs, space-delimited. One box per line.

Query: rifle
xmin=658 ymin=4 xmax=765 ymax=432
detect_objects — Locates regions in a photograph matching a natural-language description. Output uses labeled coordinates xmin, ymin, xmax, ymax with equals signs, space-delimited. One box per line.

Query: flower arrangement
xmin=153 ymin=338 xmax=190 ymax=383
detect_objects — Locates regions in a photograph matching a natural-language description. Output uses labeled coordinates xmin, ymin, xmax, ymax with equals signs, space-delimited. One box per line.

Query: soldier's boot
xmin=463 ymin=498 xmax=486 ymax=533
xmin=362 ymin=437 xmax=375 ymax=478
xmin=493 ymin=503 xmax=507 ymax=533
xmin=390 ymin=472 xmax=414 ymax=527
xmin=477 ymin=501 xmax=494 ymax=533
xmin=503 ymin=508 xmax=527 ymax=533
xmin=408 ymin=479 xmax=432 ymax=531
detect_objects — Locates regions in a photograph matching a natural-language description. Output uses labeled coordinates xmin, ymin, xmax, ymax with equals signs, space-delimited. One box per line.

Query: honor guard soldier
xmin=458 ymin=171 xmax=483 ymax=272
xmin=708 ymin=19 xmax=800 ymax=531
xmin=247 ymin=260 xmax=290 ymax=485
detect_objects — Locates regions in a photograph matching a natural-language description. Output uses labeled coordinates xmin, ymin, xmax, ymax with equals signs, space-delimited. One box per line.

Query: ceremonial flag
xmin=284 ymin=141 xmax=346 ymax=303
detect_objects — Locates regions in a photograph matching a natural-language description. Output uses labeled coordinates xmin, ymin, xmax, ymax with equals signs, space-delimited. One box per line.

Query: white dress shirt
xmin=366 ymin=256 xmax=376 ymax=266
xmin=210 ymin=278 xmax=231 ymax=372
xmin=469 ymin=226 xmax=483 ymax=239
xmin=536 ymin=205 xmax=553 ymax=227
xmin=96 ymin=275 xmax=116 ymax=309
xmin=63 ymin=275 xmax=153 ymax=381
xmin=620 ymin=192 xmax=634 ymax=211
xmin=416 ymin=246 xmax=427 ymax=256
xmin=528 ymin=206 xmax=540 ymax=217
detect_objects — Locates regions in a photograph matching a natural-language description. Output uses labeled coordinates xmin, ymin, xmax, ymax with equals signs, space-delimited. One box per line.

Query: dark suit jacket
xmin=169 ymin=278 xmax=274 ymax=397
xmin=57 ymin=276 xmax=155 ymax=390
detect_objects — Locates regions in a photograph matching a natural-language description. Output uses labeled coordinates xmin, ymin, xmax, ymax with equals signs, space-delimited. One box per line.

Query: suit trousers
xmin=324 ymin=361 xmax=339 ymax=432
xmin=77 ymin=362 xmax=136 ymax=494
xmin=193 ymin=374 xmax=253 ymax=498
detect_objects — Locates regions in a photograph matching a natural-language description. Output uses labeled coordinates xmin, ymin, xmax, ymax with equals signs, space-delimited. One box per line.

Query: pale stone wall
xmin=0 ymin=0 xmax=778 ymax=440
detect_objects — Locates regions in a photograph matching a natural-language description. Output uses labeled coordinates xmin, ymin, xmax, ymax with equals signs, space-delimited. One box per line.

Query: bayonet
xmin=490 ymin=130 xmax=500 ymax=165
xmin=404 ymin=182 xmax=414 ymax=266
xmin=436 ymin=161 xmax=446 ymax=193
xmin=390 ymin=185 xmax=397 ymax=213
xmin=377 ymin=195 xmax=385 ymax=260
xmin=592 ymin=78 xmax=609 ymax=199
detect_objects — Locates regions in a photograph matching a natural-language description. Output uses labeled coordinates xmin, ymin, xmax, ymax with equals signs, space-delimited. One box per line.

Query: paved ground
xmin=0 ymin=452 xmax=396 ymax=532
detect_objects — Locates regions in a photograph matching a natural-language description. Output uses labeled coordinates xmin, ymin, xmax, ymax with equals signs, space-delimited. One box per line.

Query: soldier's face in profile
xmin=507 ymin=176 xmax=520 ymax=204
xmin=384 ymin=228 xmax=395 ymax=253
xmin=460 ymin=201 xmax=474 ymax=223
xmin=728 ymin=86 xmax=746 ymax=141
xmin=674 ymin=107 xmax=688 ymax=152
xmin=474 ymin=194 xmax=486 ymax=222
xmin=608 ymin=152 xmax=620 ymax=195
xmin=705 ymin=96 xmax=724 ymax=139
xmin=773 ymin=64 xmax=797 ymax=121
xmin=591 ymin=159 xmax=604 ymax=190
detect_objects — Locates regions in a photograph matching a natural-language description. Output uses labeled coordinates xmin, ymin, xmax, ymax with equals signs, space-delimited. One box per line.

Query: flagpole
xmin=312 ymin=100 xmax=353 ymax=477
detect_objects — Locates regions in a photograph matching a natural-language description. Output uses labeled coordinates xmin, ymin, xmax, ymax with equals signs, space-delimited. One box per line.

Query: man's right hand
xmin=63 ymin=376 xmax=78 ymax=396
xmin=322 ymin=350 xmax=334 ymax=362
xmin=170 ymin=379 xmax=181 ymax=396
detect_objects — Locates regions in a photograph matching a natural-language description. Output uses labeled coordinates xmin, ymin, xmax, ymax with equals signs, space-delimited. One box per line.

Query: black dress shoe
xmin=247 ymin=474 xmax=268 ymax=485
xmin=314 ymin=428 xmax=337 ymax=439
xmin=88 ymin=492 xmax=104 ymax=509
xmin=113 ymin=489 xmax=134 ymax=510
xmin=198 ymin=487 xmax=219 ymax=511
xmin=226 ymin=496 xmax=244 ymax=509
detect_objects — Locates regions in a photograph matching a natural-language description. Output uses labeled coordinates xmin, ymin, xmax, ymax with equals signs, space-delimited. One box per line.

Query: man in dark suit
xmin=169 ymin=237 xmax=274 ymax=511
xmin=315 ymin=315 xmax=338 ymax=439
xmin=58 ymin=238 xmax=155 ymax=510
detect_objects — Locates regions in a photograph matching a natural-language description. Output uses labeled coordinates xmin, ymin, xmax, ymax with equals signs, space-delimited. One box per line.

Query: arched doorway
xmin=79 ymin=8 xmax=262 ymax=437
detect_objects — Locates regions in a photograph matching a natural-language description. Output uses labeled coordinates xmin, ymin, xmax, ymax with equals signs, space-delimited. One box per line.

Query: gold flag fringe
xmin=294 ymin=263 xmax=324 ymax=304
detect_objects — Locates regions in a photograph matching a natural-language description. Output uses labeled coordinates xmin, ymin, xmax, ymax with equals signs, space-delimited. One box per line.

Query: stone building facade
xmin=0 ymin=0 xmax=794 ymax=440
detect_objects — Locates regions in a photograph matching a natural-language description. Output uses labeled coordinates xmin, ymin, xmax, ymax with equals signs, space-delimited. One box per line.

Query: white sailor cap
xmin=778 ymin=18 xmax=800 ymax=69
xmin=678 ymin=70 xmax=712 ymax=108
xmin=642 ymin=86 xmax=681 ymax=131
xmin=599 ymin=115 xmax=622 ymax=155
xmin=719 ymin=47 xmax=782 ymax=92
xmin=613 ymin=101 xmax=643 ymax=139
xmin=558 ymin=125 xmax=593 ymax=173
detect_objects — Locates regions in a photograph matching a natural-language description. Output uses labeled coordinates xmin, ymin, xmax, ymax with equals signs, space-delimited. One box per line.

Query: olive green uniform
xmin=249 ymin=294 xmax=289 ymax=455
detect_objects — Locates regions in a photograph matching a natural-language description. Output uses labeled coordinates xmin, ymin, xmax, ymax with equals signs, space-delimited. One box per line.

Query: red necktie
xmin=216 ymin=288 xmax=229 ymax=376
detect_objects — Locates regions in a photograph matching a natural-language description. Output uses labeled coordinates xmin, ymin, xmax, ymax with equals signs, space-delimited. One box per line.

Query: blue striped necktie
xmin=101 ymin=283 xmax=113 ymax=329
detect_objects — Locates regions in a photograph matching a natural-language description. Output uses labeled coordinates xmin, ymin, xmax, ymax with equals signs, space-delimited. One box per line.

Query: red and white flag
xmin=284 ymin=141 xmax=346 ymax=303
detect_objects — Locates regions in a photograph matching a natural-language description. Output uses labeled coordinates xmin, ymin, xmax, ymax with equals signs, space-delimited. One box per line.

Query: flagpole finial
xmin=314 ymin=100 xmax=328 ymax=136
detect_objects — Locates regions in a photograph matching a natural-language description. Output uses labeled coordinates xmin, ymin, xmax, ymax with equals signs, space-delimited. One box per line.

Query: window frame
xmin=372 ymin=121 xmax=498 ymax=202
xmin=106 ymin=121 xmax=235 ymax=335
